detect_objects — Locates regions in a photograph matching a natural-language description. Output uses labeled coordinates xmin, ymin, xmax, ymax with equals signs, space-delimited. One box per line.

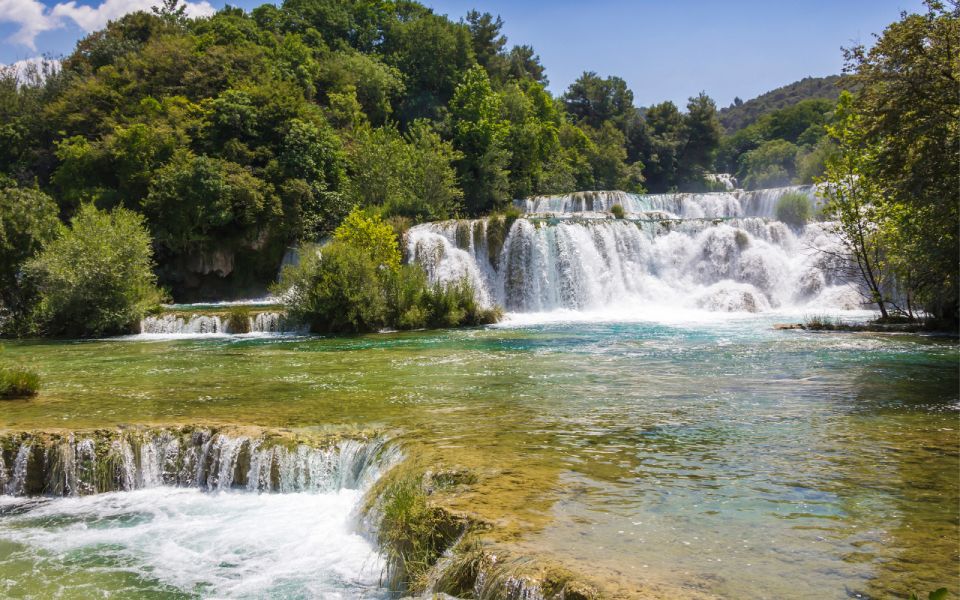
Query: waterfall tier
xmin=0 ymin=427 xmax=391 ymax=497
xmin=517 ymin=185 xmax=821 ymax=219
xmin=139 ymin=311 xmax=295 ymax=335
xmin=408 ymin=186 xmax=858 ymax=314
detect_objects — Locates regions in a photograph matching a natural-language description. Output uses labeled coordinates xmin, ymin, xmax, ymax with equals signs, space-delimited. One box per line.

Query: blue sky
xmin=1 ymin=0 xmax=926 ymax=107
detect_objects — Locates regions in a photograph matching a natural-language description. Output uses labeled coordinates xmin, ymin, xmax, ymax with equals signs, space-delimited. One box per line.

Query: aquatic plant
xmin=775 ymin=190 xmax=812 ymax=228
xmin=224 ymin=306 xmax=251 ymax=334
xmin=377 ymin=475 xmax=466 ymax=591
xmin=610 ymin=203 xmax=625 ymax=219
xmin=0 ymin=368 xmax=39 ymax=398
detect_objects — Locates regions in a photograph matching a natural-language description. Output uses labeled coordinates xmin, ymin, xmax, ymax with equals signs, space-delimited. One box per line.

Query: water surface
xmin=1 ymin=314 xmax=956 ymax=598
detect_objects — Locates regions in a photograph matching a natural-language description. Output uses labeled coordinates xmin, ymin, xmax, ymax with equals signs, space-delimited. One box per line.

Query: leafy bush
xmin=277 ymin=208 xmax=500 ymax=333
xmin=25 ymin=204 xmax=164 ymax=337
xmin=0 ymin=186 xmax=60 ymax=326
xmin=775 ymin=191 xmax=812 ymax=228
xmin=610 ymin=204 xmax=625 ymax=219
xmin=0 ymin=368 xmax=40 ymax=398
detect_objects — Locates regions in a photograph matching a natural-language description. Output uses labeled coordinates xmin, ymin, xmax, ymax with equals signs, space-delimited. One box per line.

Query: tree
xmin=144 ymin=151 xmax=280 ymax=253
xmin=842 ymin=0 xmax=959 ymax=326
xmin=0 ymin=186 xmax=59 ymax=318
xmin=25 ymin=205 xmax=163 ymax=337
xmin=450 ymin=66 xmax=510 ymax=214
xmin=333 ymin=208 xmax=401 ymax=271
xmin=679 ymin=92 xmax=722 ymax=183
xmin=819 ymin=92 xmax=893 ymax=319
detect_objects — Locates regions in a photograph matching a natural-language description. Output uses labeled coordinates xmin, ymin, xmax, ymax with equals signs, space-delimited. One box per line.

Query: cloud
xmin=1 ymin=0 xmax=215 ymax=50
xmin=1 ymin=56 xmax=62 ymax=83
xmin=0 ymin=0 xmax=58 ymax=49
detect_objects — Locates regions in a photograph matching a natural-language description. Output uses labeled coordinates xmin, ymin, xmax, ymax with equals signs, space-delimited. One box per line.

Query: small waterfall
xmin=517 ymin=185 xmax=821 ymax=219
xmin=0 ymin=428 xmax=391 ymax=497
xmin=409 ymin=186 xmax=861 ymax=314
xmin=139 ymin=311 xmax=294 ymax=335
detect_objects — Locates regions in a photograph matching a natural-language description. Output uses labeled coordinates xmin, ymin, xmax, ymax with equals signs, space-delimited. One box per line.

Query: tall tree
xmin=841 ymin=0 xmax=959 ymax=325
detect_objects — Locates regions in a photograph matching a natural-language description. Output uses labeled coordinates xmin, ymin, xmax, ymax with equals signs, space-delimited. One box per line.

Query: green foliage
xmin=718 ymin=98 xmax=837 ymax=187
xmin=346 ymin=121 xmax=463 ymax=222
xmin=910 ymin=588 xmax=949 ymax=600
xmin=278 ymin=209 xmax=500 ymax=333
xmin=774 ymin=192 xmax=811 ymax=228
xmin=0 ymin=187 xmax=59 ymax=317
xmin=333 ymin=208 xmax=401 ymax=271
xmin=819 ymin=91 xmax=894 ymax=319
xmin=841 ymin=0 xmax=959 ymax=326
xmin=24 ymin=205 xmax=164 ymax=337
xmin=0 ymin=368 xmax=40 ymax=399
xmin=740 ymin=139 xmax=799 ymax=189
xmin=719 ymin=75 xmax=842 ymax=134
xmin=610 ymin=204 xmax=625 ymax=219
xmin=144 ymin=150 xmax=280 ymax=253
xmin=377 ymin=476 xmax=463 ymax=591
xmin=224 ymin=306 xmax=251 ymax=333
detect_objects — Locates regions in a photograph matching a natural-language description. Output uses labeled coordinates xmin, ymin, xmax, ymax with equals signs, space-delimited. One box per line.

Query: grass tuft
xmin=0 ymin=368 xmax=39 ymax=399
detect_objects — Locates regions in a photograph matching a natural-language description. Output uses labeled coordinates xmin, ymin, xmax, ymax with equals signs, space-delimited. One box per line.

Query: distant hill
xmin=719 ymin=76 xmax=844 ymax=134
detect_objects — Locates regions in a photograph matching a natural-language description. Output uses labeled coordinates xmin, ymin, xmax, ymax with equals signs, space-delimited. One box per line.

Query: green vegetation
xmin=910 ymin=588 xmax=948 ymax=600
xmin=820 ymin=1 xmax=958 ymax=327
xmin=376 ymin=475 xmax=464 ymax=590
xmin=774 ymin=191 xmax=811 ymax=228
xmin=610 ymin=204 xmax=625 ymax=219
xmin=718 ymin=98 xmax=838 ymax=189
xmin=276 ymin=209 xmax=500 ymax=333
xmin=719 ymin=75 xmax=842 ymax=134
xmin=0 ymin=0 xmax=735 ymax=302
xmin=0 ymin=368 xmax=40 ymax=399
xmin=0 ymin=186 xmax=60 ymax=332
xmin=24 ymin=205 xmax=164 ymax=337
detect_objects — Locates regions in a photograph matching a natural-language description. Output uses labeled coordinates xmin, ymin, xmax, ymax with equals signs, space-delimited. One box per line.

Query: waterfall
xmin=408 ymin=185 xmax=861 ymax=314
xmin=139 ymin=311 xmax=295 ymax=335
xmin=516 ymin=185 xmax=822 ymax=219
xmin=0 ymin=428 xmax=392 ymax=497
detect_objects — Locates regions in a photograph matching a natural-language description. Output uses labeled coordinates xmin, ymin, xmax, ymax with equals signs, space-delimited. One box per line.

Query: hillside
xmin=720 ymin=75 xmax=843 ymax=133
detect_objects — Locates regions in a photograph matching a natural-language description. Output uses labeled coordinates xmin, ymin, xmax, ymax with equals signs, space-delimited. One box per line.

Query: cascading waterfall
xmin=408 ymin=185 xmax=862 ymax=314
xmin=139 ymin=311 xmax=294 ymax=335
xmin=0 ymin=427 xmax=392 ymax=497
xmin=0 ymin=428 xmax=395 ymax=598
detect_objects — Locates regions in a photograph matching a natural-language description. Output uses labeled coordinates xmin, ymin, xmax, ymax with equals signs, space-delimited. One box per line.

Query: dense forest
xmin=0 ymin=0 xmax=956 ymax=331
xmin=719 ymin=75 xmax=843 ymax=134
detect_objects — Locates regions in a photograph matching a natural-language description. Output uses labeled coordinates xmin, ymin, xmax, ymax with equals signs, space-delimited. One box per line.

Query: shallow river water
xmin=0 ymin=311 xmax=956 ymax=599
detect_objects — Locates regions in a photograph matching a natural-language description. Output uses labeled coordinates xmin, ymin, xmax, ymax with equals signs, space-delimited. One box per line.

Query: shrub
xmin=377 ymin=476 xmax=463 ymax=591
xmin=775 ymin=191 xmax=812 ymax=228
xmin=0 ymin=187 xmax=60 ymax=327
xmin=610 ymin=204 xmax=625 ymax=219
xmin=279 ymin=241 xmax=388 ymax=333
xmin=0 ymin=368 xmax=39 ymax=398
xmin=25 ymin=204 xmax=164 ymax=337
xmin=224 ymin=306 xmax=251 ymax=333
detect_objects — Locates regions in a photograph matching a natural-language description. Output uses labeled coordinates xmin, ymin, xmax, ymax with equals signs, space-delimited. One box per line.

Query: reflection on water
xmin=1 ymin=317 xmax=957 ymax=598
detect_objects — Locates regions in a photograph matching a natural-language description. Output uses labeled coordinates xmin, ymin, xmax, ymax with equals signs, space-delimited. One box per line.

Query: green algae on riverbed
xmin=0 ymin=319 xmax=957 ymax=598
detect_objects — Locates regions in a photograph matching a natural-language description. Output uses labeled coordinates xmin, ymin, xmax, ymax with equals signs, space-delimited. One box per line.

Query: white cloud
xmin=1 ymin=56 xmax=61 ymax=83
xmin=0 ymin=0 xmax=58 ymax=49
xmin=1 ymin=0 xmax=215 ymax=50
xmin=52 ymin=0 xmax=214 ymax=34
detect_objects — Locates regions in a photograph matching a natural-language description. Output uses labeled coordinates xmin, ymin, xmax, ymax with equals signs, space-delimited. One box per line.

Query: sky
xmin=0 ymin=0 xmax=927 ymax=108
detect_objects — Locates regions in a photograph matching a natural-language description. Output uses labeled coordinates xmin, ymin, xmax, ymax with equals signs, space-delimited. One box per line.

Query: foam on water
xmin=0 ymin=488 xmax=386 ymax=598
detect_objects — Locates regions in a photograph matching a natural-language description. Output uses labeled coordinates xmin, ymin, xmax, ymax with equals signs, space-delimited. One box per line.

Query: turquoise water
xmin=1 ymin=315 xmax=957 ymax=598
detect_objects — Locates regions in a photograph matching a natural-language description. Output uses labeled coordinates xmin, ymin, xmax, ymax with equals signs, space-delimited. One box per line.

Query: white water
xmin=139 ymin=311 xmax=294 ymax=336
xmin=0 ymin=488 xmax=386 ymax=598
xmin=0 ymin=431 xmax=392 ymax=597
xmin=408 ymin=186 xmax=860 ymax=317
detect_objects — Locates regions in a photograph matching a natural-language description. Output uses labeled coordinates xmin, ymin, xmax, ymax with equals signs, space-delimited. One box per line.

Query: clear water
xmin=1 ymin=312 xmax=956 ymax=598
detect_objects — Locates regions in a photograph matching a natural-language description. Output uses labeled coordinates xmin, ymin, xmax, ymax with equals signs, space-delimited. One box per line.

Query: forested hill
xmin=719 ymin=75 xmax=843 ymax=133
